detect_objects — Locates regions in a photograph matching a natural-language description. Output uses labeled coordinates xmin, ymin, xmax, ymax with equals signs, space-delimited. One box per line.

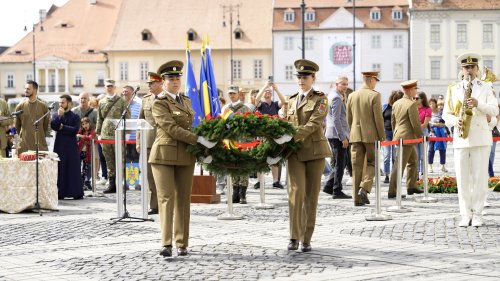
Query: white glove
xmin=274 ymin=134 xmax=292 ymax=144
xmin=266 ymin=156 xmax=281 ymax=165
xmin=197 ymin=136 xmax=217 ymax=148
xmin=202 ymin=155 xmax=213 ymax=164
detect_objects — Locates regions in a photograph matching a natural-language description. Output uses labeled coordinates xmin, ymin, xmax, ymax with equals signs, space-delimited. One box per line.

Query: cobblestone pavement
xmin=0 ymin=145 xmax=499 ymax=280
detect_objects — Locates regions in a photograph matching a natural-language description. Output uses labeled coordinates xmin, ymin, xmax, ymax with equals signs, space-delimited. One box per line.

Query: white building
xmin=409 ymin=0 xmax=500 ymax=98
xmin=273 ymin=0 xmax=409 ymax=102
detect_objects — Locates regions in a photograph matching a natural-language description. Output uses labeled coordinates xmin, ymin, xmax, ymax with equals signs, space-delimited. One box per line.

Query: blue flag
xmin=205 ymin=44 xmax=221 ymax=117
xmin=185 ymin=43 xmax=203 ymax=126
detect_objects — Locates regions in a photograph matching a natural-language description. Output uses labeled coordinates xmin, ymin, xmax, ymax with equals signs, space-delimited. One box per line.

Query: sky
xmin=0 ymin=0 xmax=70 ymax=46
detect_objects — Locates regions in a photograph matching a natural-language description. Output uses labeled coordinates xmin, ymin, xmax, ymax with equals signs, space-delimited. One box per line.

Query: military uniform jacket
xmin=137 ymin=93 xmax=157 ymax=149
xmin=391 ymin=96 xmax=423 ymax=145
xmin=0 ymin=99 xmax=11 ymax=150
xmin=346 ymin=85 xmax=385 ymax=143
xmin=96 ymin=95 xmax=130 ymax=139
xmin=149 ymin=93 xmax=198 ymax=166
xmin=287 ymin=89 xmax=331 ymax=161
xmin=443 ymin=78 xmax=499 ymax=148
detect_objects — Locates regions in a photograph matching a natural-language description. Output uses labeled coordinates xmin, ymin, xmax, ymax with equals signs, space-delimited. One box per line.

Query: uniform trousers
xmin=152 ymin=162 xmax=195 ymax=248
xmin=102 ymin=142 xmax=116 ymax=178
xmin=454 ymin=146 xmax=490 ymax=217
xmin=388 ymin=144 xmax=418 ymax=194
xmin=287 ymin=154 xmax=324 ymax=243
xmin=350 ymin=142 xmax=375 ymax=201
xmin=146 ymin=148 xmax=158 ymax=210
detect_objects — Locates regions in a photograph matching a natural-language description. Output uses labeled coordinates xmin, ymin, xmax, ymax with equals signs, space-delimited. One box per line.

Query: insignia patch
xmin=173 ymin=111 xmax=181 ymax=115
xmin=318 ymin=98 xmax=327 ymax=114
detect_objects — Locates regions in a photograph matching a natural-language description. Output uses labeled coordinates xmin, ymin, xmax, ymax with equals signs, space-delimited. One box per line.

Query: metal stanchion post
xmin=416 ymin=136 xmax=438 ymax=203
xmin=366 ymin=141 xmax=392 ymax=221
xmin=387 ymin=139 xmax=411 ymax=213
xmin=218 ymin=176 xmax=243 ymax=220
xmin=88 ymin=140 xmax=104 ymax=198
xmin=254 ymin=173 xmax=274 ymax=209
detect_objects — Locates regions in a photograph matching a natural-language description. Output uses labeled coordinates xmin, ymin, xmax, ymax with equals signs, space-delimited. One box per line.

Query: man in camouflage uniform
xmin=96 ymin=79 xmax=130 ymax=193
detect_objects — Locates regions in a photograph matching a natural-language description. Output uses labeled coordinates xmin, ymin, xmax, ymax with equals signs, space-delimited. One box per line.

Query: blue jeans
xmin=383 ymin=130 xmax=396 ymax=175
xmin=417 ymin=128 xmax=429 ymax=174
xmin=489 ymin=141 xmax=496 ymax=177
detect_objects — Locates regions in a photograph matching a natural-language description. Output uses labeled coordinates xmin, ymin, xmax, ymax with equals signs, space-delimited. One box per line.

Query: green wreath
xmin=187 ymin=112 xmax=301 ymax=176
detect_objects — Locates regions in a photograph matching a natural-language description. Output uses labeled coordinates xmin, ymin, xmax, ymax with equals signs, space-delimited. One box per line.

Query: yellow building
xmin=0 ymin=0 xmax=122 ymax=99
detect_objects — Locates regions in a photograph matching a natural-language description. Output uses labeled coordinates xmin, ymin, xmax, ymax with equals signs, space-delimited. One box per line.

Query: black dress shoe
xmin=148 ymin=209 xmax=158 ymax=215
xmin=407 ymin=187 xmax=424 ymax=195
xmin=354 ymin=200 xmax=365 ymax=206
xmin=383 ymin=175 xmax=389 ymax=184
xmin=273 ymin=181 xmax=284 ymax=189
xmin=159 ymin=245 xmax=172 ymax=257
xmin=287 ymin=239 xmax=299 ymax=250
xmin=177 ymin=247 xmax=188 ymax=256
xmin=322 ymin=187 xmax=334 ymax=195
xmin=333 ymin=192 xmax=352 ymax=199
xmin=254 ymin=182 xmax=260 ymax=189
xmin=301 ymin=243 xmax=312 ymax=252
xmin=388 ymin=193 xmax=407 ymax=199
xmin=103 ymin=186 xmax=116 ymax=194
xmin=358 ymin=188 xmax=370 ymax=204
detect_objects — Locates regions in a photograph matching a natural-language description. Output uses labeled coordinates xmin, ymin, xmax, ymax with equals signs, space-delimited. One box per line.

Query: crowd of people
xmin=1 ymin=51 xmax=498 ymax=257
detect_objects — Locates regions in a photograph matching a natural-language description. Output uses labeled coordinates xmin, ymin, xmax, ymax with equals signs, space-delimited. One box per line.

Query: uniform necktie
xmin=297 ymin=94 xmax=304 ymax=107
xmin=175 ymin=95 xmax=183 ymax=106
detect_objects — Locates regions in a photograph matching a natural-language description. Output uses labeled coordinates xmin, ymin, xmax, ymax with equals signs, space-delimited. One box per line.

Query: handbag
xmin=492 ymin=126 xmax=500 ymax=137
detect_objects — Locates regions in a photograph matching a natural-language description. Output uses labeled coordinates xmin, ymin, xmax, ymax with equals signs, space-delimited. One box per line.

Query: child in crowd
xmin=77 ymin=117 xmax=96 ymax=190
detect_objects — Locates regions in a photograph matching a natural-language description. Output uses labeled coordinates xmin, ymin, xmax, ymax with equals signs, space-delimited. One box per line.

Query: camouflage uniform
xmin=96 ymin=95 xmax=130 ymax=181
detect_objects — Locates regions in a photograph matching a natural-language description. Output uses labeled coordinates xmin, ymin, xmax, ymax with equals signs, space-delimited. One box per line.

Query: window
xmin=96 ymin=70 xmax=105 ymax=86
xmin=253 ymin=59 xmax=263 ymax=79
xmin=430 ymin=24 xmax=440 ymax=44
xmin=371 ymin=35 xmax=381 ymax=48
xmin=483 ymin=59 xmax=494 ymax=72
xmin=119 ymin=62 xmax=128 ymax=81
xmin=140 ymin=61 xmax=149 ymax=81
xmin=392 ymin=9 xmax=402 ymax=20
xmin=6 ymin=74 xmax=14 ymax=88
xmin=305 ymin=37 xmax=314 ymax=50
xmin=457 ymin=24 xmax=467 ymax=44
xmin=284 ymin=10 xmax=295 ymax=22
xmin=483 ymin=24 xmax=493 ymax=43
xmin=393 ymin=63 xmax=403 ymax=79
xmin=26 ymin=73 xmax=33 ymax=82
xmin=431 ymin=60 xmax=440 ymax=80
xmin=74 ymin=73 xmax=83 ymax=87
xmin=141 ymin=29 xmax=152 ymax=41
xmin=232 ymin=60 xmax=241 ymax=80
xmin=372 ymin=63 xmax=381 ymax=72
xmin=370 ymin=9 xmax=381 ymax=21
xmin=285 ymin=65 xmax=294 ymax=81
xmin=305 ymin=11 xmax=315 ymax=22
xmin=284 ymin=37 xmax=294 ymax=50
xmin=393 ymin=35 xmax=403 ymax=48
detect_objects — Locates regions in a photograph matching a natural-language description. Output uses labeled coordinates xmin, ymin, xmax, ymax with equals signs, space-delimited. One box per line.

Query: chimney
xmin=39 ymin=9 xmax=47 ymax=21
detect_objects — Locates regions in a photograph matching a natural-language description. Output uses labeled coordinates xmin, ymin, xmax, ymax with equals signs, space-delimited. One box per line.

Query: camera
xmin=268 ymin=75 xmax=273 ymax=82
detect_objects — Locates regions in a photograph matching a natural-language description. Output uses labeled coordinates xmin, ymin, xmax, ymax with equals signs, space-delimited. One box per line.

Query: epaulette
xmin=180 ymin=92 xmax=191 ymax=99
xmin=290 ymin=93 xmax=299 ymax=98
xmin=313 ymin=90 xmax=326 ymax=97
xmin=143 ymin=93 xmax=152 ymax=98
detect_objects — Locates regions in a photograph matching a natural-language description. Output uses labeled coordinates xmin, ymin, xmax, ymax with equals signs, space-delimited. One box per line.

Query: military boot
xmin=240 ymin=186 xmax=247 ymax=204
xmin=103 ymin=176 xmax=116 ymax=193
xmin=232 ymin=185 xmax=241 ymax=203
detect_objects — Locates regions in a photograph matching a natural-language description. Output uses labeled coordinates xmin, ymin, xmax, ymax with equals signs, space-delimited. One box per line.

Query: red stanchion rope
xmin=94 ymin=139 xmax=137 ymax=145
xmin=380 ymin=140 xmax=399 ymax=147
xmin=428 ymin=137 xmax=453 ymax=142
xmin=402 ymin=138 xmax=423 ymax=145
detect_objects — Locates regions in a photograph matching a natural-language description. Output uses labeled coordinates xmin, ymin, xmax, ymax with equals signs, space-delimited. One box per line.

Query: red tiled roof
xmin=412 ymin=0 xmax=500 ymax=10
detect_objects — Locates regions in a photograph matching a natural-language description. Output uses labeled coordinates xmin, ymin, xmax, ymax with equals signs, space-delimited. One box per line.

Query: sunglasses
xmin=413 ymin=97 xmax=420 ymax=101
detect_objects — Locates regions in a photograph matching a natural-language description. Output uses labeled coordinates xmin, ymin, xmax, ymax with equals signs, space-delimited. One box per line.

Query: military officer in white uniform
xmin=442 ymin=53 xmax=498 ymax=227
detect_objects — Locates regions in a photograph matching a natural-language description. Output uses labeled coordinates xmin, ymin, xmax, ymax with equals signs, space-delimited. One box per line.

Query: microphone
xmin=133 ymin=85 xmax=140 ymax=93
xmin=11 ymin=110 xmax=23 ymax=116
xmin=48 ymin=102 xmax=56 ymax=110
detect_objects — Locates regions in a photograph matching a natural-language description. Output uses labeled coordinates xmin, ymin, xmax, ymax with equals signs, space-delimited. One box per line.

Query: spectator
xmin=382 ymin=90 xmax=404 ymax=183
xmin=77 ymin=117 xmax=96 ymax=190
xmin=122 ymin=85 xmax=141 ymax=166
xmin=416 ymin=91 xmax=431 ymax=177
xmin=488 ymin=107 xmax=500 ymax=177
xmin=51 ymin=94 xmax=83 ymax=200
xmin=428 ymin=98 xmax=448 ymax=173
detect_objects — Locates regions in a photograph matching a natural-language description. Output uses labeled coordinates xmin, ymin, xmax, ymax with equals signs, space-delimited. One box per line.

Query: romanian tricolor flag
xmin=221 ymin=107 xmax=235 ymax=121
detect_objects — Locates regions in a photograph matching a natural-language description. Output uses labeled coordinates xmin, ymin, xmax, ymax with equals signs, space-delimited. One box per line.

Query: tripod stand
xmin=110 ymin=87 xmax=153 ymax=225
xmin=31 ymin=105 xmax=58 ymax=216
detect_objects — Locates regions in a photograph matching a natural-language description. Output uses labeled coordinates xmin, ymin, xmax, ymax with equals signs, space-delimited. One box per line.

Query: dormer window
xmin=305 ymin=8 xmax=315 ymax=22
xmin=392 ymin=6 xmax=403 ymax=21
xmin=370 ymin=7 xmax=381 ymax=21
xmin=88 ymin=49 xmax=95 ymax=53
xmin=141 ymin=29 xmax=152 ymax=41
xmin=14 ymin=50 xmax=23 ymax=55
xmin=234 ymin=27 xmax=243 ymax=39
xmin=61 ymin=23 xmax=68 ymax=28
xmin=187 ymin=28 xmax=197 ymax=41
xmin=284 ymin=9 xmax=295 ymax=23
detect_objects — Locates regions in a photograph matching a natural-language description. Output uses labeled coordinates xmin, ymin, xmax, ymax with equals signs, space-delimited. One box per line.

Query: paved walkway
xmin=0 ymin=144 xmax=499 ymax=280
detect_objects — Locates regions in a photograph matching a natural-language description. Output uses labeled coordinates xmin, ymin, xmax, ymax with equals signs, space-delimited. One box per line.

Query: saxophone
xmin=459 ymin=75 xmax=473 ymax=138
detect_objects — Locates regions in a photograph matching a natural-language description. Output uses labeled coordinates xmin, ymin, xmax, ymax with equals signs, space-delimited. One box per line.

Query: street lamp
xmin=24 ymin=11 xmax=44 ymax=82
xmin=222 ymin=4 xmax=241 ymax=85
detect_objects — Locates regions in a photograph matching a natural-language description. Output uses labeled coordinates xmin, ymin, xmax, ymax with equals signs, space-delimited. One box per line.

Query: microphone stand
xmin=31 ymin=105 xmax=58 ymax=216
xmin=110 ymin=87 xmax=153 ymax=225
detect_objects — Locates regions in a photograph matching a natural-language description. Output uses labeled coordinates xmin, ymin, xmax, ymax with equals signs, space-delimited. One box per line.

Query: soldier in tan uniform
xmin=285 ymin=59 xmax=331 ymax=252
xmin=221 ymin=85 xmax=252 ymax=204
xmin=346 ymin=72 xmax=385 ymax=206
xmin=388 ymin=80 xmax=424 ymax=198
xmin=137 ymin=72 xmax=162 ymax=215
xmin=96 ymin=79 xmax=130 ymax=193
xmin=0 ymin=97 xmax=11 ymax=157
xmin=150 ymin=60 xmax=215 ymax=257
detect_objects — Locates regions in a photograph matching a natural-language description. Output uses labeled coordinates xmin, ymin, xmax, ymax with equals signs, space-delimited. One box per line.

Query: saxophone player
xmin=443 ymin=53 xmax=499 ymax=227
